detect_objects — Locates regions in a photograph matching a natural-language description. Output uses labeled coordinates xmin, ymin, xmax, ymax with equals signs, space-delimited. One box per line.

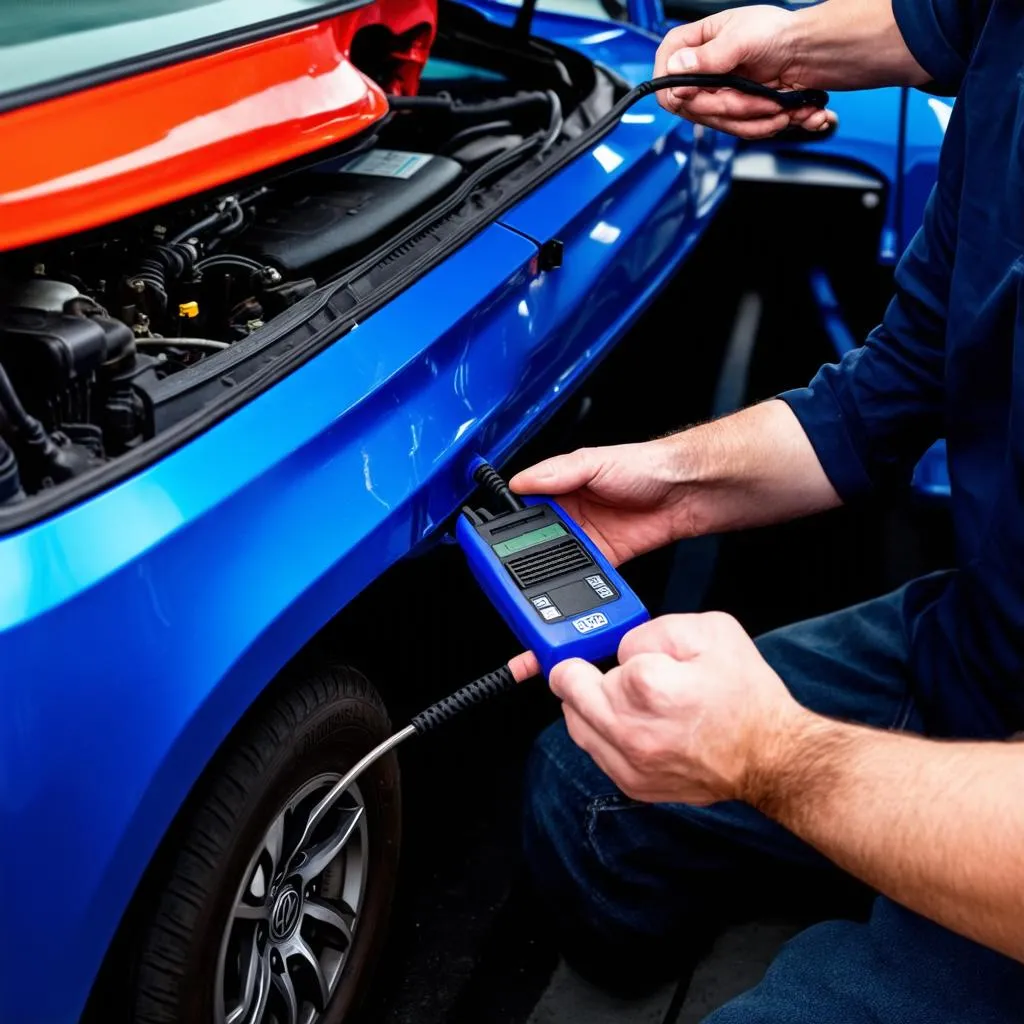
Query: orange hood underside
xmin=0 ymin=0 xmax=436 ymax=252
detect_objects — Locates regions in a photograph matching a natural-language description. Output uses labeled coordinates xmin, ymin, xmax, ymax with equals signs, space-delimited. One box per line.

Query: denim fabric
xmin=523 ymin=584 xmax=1024 ymax=1019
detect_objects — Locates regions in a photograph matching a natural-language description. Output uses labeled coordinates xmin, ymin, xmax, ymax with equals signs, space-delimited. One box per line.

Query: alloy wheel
xmin=215 ymin=774 xmax=369 ymax=1024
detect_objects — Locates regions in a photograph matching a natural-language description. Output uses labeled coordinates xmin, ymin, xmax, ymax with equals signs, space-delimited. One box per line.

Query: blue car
xmin=0 ymin=1 xmax=733 ymax=1022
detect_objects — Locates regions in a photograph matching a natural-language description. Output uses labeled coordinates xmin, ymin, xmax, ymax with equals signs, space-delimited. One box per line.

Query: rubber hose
xmin=388 ymin=92 xmax=552 ymax=118
xmin=0 ymin=362 xmax=49 ymax=448
xmin=132 ymin=242 xmax=200 ymax=309
xmin=0 ymin=435 xmax=23 ymax=504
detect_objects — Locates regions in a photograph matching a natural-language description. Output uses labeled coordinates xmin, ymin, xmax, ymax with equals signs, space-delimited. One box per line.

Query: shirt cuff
xmin=892 ymin=0 xmax=969 ymax=96
xmin=777 ymin=386 xmax=875 ymax=503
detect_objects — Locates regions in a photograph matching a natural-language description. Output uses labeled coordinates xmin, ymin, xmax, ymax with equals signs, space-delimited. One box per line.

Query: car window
xmin=0 ymin=0 xmax=349 ymax=104
xmin=487 ymin=0 xmax=627 ymax=22
xmin=537 ymin=0 xmax=623 ymax=19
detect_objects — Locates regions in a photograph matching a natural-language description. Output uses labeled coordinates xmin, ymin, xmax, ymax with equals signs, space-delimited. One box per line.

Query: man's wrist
xmin=739 ymin=704 xmax=847 ymax=820
xmin=786 ymin=0 xmax=931 ymax=91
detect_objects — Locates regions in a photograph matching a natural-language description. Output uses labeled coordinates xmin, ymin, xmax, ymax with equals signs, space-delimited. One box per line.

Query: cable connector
xmin=470 ymin=456 xmax=524 ymax=512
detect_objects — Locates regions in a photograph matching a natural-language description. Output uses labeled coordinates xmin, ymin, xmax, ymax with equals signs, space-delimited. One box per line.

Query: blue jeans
xmin=523 ymin=584 xmax=1024 ymax=1021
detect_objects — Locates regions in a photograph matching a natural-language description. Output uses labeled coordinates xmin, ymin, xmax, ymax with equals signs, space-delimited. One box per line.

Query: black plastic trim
xmin=0 ymin=0 xmax=374 ymax=116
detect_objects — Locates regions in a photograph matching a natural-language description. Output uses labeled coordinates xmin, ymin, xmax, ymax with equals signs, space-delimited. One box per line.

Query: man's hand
xmin=510 ymin=404 xmax=840 ymax=569
xmin=654 ymin=0 xmax=933 ymax=139
xmin=654 ymin=6 xmax=835 ymax=139
xmin=509 ymin=440 xmax=698 ymax=567
xmin=549 ymin=613 xmax=806 ymax=805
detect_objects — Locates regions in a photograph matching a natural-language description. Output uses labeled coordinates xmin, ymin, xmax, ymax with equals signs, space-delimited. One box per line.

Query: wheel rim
xmin=215 ymin=773 xmax=369 ymax=1024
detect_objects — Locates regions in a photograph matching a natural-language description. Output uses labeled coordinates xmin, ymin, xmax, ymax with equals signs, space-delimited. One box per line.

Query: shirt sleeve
xmin=891 ymin=0 xmax=991 ymax=95
xmin=778 ymin=170 xmax=956 ymax=501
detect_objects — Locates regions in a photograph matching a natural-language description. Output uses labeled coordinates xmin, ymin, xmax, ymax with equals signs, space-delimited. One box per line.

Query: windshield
xmin=0 ymin=1 xmax=352 ymax=105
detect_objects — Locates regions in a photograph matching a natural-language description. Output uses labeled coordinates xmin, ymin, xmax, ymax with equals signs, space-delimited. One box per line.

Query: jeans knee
xmin=524 ymin=721 xmax=595 ymax=877
xmin=522 ymin=720 xmax=627 ymax=910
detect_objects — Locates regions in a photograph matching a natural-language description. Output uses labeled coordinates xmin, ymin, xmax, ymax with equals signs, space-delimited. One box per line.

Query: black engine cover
xmin=0 ymin=306 xmax=135 ymax=427
xmin=238 ymin=150 xmax=463 ymax=272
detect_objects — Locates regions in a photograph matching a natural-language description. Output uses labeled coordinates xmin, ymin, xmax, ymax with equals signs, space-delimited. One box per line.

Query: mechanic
xmin=507 ymin=1 xmax=1024 ymax=1020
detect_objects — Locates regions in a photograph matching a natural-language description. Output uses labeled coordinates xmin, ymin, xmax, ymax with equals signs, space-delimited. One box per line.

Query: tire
xmin=132 ymin=664 xmax=401 ymax=1024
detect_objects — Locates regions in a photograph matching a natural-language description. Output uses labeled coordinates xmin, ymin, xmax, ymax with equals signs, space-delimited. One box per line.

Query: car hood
xmin=0 ymin=0 xmax=436 ymax=251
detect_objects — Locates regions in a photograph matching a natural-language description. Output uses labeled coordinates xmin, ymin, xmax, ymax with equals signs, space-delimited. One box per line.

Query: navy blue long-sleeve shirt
xmin=779 ymin=0 xmax=1024 ymax=738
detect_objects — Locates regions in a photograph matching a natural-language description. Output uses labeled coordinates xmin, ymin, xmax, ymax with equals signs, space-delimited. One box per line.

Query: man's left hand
xmin=549 ymin=613 xmax=807 ymax=805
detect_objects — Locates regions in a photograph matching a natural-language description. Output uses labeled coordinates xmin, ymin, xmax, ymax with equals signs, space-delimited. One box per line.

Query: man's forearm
xmin=788 ymin=0 xmax=931 ymax=90
xmin=744 ymin=712 xmax=1024 ymax=962
xmin=666 ymin=400 xmax=841 ymax=537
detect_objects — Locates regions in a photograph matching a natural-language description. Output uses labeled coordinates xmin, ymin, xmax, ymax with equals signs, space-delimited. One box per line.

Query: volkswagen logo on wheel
xmin=270 ymin=887 xmax=301 ymax=940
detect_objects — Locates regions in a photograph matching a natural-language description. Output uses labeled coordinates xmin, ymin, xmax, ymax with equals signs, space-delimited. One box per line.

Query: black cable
xmin=194 ymin=253 xmax=268 ymax=275
xmin=629 ymin=74 xmax=827 ymax=112
xmin=538 ymin=89 xmax=563 ymax=156
xmin=411 ymin=665 xmax=518 ymax=733
xmin=513 ymin=0 xmax=539 ymax=38
xmin=285 ymin=660 xmax=527 ymax=866
xmin=0 ymin=434 xmax=23 ymax=505
xmin=474 ymin=461 xmax=524 ymax=512
xmin=169 ymin=209 xmax=226 ymax=245
xmin=388 ymin=91 xmax=553 ymax=118
xmin=0 ymin=362 xmax=49 ymax=448
xmin=442 ymin=119 xmax=517 ymax=155
xmin=0 ymin=362 xmax=92 ymax=484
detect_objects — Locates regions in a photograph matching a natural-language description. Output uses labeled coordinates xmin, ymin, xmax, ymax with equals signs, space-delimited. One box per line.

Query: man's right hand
xmin=508 ymin=440 xmax=695 ymax=567
xmin=654 ymin=5 xmax=835 ymax=139
xmin=654 ymin=0 xmax=933 ymax=138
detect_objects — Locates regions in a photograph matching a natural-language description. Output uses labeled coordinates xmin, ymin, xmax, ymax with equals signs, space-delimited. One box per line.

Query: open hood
xmin=0 ymin=0 xmax=437 ymax=251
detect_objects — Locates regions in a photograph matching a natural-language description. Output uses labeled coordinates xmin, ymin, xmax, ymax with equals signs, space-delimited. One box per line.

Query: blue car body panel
xmin=0 ymin=11 xmax=735 ymax=1020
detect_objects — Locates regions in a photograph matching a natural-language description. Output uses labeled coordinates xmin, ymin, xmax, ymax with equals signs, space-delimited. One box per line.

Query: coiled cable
xmin=411 ymin=665 xmax=518 ymax=732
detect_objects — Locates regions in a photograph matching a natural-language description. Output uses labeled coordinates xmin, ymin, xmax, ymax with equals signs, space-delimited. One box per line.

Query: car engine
xmin=0 ymin=70 xmax=577 ymax=506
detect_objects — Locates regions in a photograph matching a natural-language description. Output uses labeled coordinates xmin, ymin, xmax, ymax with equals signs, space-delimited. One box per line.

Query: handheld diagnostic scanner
xmin=456 ymin=460 xmax=650 ymax=676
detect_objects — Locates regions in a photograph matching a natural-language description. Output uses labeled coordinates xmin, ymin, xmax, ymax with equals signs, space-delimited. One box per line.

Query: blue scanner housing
xmin=456 ymin=493 xmax=650 ymax=676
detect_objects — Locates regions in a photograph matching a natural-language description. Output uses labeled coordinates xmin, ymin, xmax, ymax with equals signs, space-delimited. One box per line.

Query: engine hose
xmin=388 ymin=91 xmax=553 ymax=118
xmin=0 ymin=362 xmax=89 ymax=482
xmin=194 ymin=253 xmax=268 ymax=275
xmin=168 ymin=209 xmax=225 ymax=245
xmin=442 ymin=119 xmax=518 ymax=156
xmin=130 ymin=241 xmax=200 ymax=310
xmin=0 ymin=434 xmax=23 ymax=504
xmin=539 ymin=88 xmax=563 ymax=156
xmin=0 ymin=361 xmax=49 ymax=449
xmin=169 ymin=193 xmax=253 ymax=245
xmin=135 ymin=338 xmax=230 ymax=352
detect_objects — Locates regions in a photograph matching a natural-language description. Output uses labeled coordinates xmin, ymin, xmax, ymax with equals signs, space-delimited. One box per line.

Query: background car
xmin=662 ymin=0 xmax=952 ymax=500
xmin=0 ymin=1 xmax=733 ymax=1022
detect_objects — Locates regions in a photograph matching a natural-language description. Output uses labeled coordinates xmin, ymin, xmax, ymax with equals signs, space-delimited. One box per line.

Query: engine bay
xmin=0 ymin=7 xmax=616 ymax=509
